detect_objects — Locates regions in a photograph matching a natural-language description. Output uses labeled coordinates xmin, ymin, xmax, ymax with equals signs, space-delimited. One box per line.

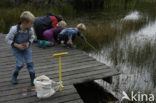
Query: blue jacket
xmin=59 ymin=28 xmax=84 ymax=40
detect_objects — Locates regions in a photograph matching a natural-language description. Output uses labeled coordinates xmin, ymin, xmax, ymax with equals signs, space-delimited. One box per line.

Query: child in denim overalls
xmin=5 ymin=11 xmax=35 ymax=86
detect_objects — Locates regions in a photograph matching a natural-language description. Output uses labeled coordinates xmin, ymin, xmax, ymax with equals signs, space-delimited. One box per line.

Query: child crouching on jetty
xmin=38 ymin=21 xmax=67 ymax=48
xmin=57 ymin=23 xmax=86 ymax=48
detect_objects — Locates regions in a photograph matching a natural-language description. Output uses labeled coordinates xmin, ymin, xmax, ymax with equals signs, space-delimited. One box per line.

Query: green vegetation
xmin=0 ymin=0 xmax=145 ymax=52
xmin=0 ymin=0 xmax=141 ymax=33
xmin=75 ymin=19 xmax=147 ymax=52
xmin=0 ymin=3 xmax=76 ymax=33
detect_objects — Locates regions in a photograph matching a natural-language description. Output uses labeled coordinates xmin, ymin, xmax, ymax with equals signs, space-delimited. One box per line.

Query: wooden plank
xmin=0 ymin=54 xmax=90 ymax=70
xmin=4 ymin=93 xmax=81 ymax=103
xmin=0 ymin=85 xmax=80 ymax=103
xmin=0 ymin=49 xmax=87 ymax=64
xmin=0 ymin=55 xmax=95 ymax=74
xmin=0 ymin=48 xmax=84 ymax=59
xmin=0 ymin=51 xmax=90 ymax=66
xmin=0 ymin=50 xmax=87 ymax=63
xmin=0 ymin=56 xmax=97 ymax=77
xmin=0 ymin=52 xmax=88 ymax=66
xmin=0 ymin=65 xmax=108 ymax=97
xmin=0 ymin=66 xmax=117 ymax=93
xmin=0 ymin=78 xmax=82 ymax=103
xmin=0 ymin=60 xmax=102 ymax=84
xmin=0 ymin=84 xmax=74 ymax=97
xmin=0 ymin=63 xmax=105 ymax=89
xmin=0 ymin=47 xmax=85 ymax=59
xmin=63 ymin=69 xmax=119 ymax=85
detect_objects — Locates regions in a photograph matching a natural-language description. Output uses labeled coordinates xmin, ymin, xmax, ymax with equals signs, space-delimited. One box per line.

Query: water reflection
xmin=128 ymin=21 xmax=156 ymax=45
xmin=122 ymin=11 xmax=142 ymax=21
xmin=89 ymin=12 xmax=156 ymax=94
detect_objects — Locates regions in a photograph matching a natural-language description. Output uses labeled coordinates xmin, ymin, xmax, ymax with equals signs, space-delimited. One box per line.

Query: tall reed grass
xmin=0 ymin=3 xmax=75 ymax=33
xmin=75 ymin=19 xmax=147 ymax=52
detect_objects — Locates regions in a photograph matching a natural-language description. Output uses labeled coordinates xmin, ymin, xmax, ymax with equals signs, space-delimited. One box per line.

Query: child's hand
xmin=14 ymin=43 xmax=25 ymax=50
xmin=25 ymin=42 xmax=30 ymax=48
xmin=68 ymin=39 xmax=73 ymax=45
xmin=22 ymin=42 xmax=30 ymax=49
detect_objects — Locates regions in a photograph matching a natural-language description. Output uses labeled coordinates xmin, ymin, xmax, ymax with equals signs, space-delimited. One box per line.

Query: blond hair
xmin=57 ymin=21 xmax=67 ymax=27
xmin=20 ymin=11 xmax=35 ymax=22
xmin=77 ymin=23 xmax=86 ymax=31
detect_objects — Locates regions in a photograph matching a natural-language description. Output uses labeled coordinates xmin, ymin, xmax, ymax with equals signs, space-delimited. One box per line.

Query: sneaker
xmin=37 ymin=40 xmax=42 ymax=48
xmin=67 ymin=44 xmax=76 ymax=49
xmin=38 ymin=40 xmax=47 ymax=49
xmin=42 ymin=40 xmax=47 ymax=49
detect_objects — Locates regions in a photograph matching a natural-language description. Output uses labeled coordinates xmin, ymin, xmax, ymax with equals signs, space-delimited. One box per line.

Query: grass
xmin=0 ymin=3 xmax=76 ymax=33
xmin=121 ymin=18 xmax=147 ymax=33
xmin=74 ymin=18 xmax=147 ymax=52
xmin=109 ymin=40 xmax=156 ymax=69
xmin=74 ymin=24 xmax=118 ymax=52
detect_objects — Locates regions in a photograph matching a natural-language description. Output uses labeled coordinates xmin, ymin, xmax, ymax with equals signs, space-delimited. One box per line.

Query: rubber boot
xmin=29 ymin=73 xmax=35 ymax=86
xmin=42 ymin=40 xmax=51 ymax=48
xmin=38 ymin=40 xmax=51 ymax=48
xmin=37 ymin=40 xmax=43 ymax=48
xmin=12 ymin=72 xmax=18 ymax=84
xmin=45 ymin=41 xmax=51 ymax=47
xmin=27 ymin=62 xmax=35 ymax=86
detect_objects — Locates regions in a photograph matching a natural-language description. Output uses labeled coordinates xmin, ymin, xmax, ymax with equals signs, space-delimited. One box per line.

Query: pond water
xmin=76 ymin=0 xmax=156 ymax=99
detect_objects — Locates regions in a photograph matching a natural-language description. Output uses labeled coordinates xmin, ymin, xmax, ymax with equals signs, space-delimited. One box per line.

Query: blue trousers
xmin=12 ymin=46 xmax=35 ymax=74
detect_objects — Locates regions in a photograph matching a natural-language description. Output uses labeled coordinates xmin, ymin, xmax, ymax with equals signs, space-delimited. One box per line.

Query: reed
xmin=0 ymin=3 xmax=75 ymax=33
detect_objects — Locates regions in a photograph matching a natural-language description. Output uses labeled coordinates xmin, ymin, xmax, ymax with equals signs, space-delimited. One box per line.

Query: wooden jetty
xmin=0 ymin=34 xmax=119 ymax=103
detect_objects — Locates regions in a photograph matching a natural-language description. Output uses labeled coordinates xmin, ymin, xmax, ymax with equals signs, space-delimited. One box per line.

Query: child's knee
xmin=27 ymin=62 xmax=34 ymax=68
xmin=27 ymin=62 xmax=35 ymax=73
xmin=15 ymin=65 xmax=24 ymax=72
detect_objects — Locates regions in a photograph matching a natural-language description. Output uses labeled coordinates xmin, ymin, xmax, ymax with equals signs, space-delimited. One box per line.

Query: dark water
xmin=74 ymin=0 xmax=156 ymax=102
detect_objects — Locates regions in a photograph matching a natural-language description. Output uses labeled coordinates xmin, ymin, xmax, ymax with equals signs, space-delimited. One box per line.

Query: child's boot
xmin=45 ymin=41 xmax=51 ymax=47
xmin=42 ymin=40 xmax=53 ymax=48
xmin=12 ymin=72 xmax=18 ymax=84
xmin=27 ymin=62 xmax=35 ymax=86
xmin=29 ymin=72 xmax=35 ymax=86
xmin=11 ymin=66 xmax=23 ymax=84
xmin=38 ymin=40 xmax=48 ymax=48
xmin=42 ymin=40 xmax=46 ymax=48
xmin=37 ymin=40 xmax=43 ymax=48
